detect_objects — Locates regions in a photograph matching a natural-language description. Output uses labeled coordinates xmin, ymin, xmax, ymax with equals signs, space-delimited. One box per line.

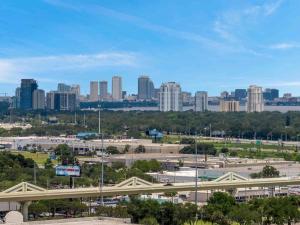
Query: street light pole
xmin=99 ymin=102 xmax=104 ymax=206
xmin=195 ymin=134 xmax=198 ymax=221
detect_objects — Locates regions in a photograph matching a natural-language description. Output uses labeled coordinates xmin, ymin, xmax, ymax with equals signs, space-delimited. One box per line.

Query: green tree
xmin=106 ymin=146 xmax=120 ymax=154
xmin=135 ymin=145 xmax=146 ymax=153
xmin=140 ymin=217 xmax=159 ymax=225
xmin=54 ymin=144 xmax=76 ymax=165
xmin=44 ymin=158 xmax=53 ymax=169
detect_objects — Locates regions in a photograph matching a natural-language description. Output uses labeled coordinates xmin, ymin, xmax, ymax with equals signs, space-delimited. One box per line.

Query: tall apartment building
xmin=112 ymin=76 xmax=122 ymax=101
xmin=32 ymin=89 xmax=45 ymax=110
xmin=100 ymin=81 xmax=108 ymax=100
xmin=195 ymin=91 xmax=208 ymax=112
xmin=138 ymin=76 xmax=154 ymax=100
xmin=46 ymin=91 xmax=76 ymax=111
xmin=159 ymin=82 xmax=182 ymax=112
xmin=20 ymin=79 xmax=38 ymax=110
xmin=90 ymin=81 xmax=99 ymax=102
xmin=247 ymin=85 xmax=264 ymax=112
xmin=220 ymin=100 xmax=240 ymax=112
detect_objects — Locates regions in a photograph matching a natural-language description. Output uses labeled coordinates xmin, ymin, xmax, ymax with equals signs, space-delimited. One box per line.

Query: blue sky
xmin=1 ymin=0 xmax=300 ymax=96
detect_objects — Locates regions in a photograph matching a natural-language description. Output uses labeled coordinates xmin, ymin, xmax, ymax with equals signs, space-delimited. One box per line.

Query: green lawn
xmin=11 ymin=151 xmax=56 ymax=165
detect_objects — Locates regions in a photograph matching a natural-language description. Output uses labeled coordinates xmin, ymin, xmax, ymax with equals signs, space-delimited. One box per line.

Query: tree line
xmin=1 ymin=110 xmax=300 ymax=140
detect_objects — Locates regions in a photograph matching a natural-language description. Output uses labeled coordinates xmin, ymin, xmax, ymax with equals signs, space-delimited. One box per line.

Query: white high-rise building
xmin=247 ymin=85 xmax=264 ymax=112
xmin=90 ymin=81 xmax=99 ymax=101
xmin=195 ymin=91 xmax=208 ymax=112
xmin=220 ymin=100 xmax=240 ymax=112
xmin=32 ymin=89 xmax=45 ymax=110
xmin=112 ymin=76 xmax=122 ymax=101
xmin=159 ymin=82 xmax=182 ymax=112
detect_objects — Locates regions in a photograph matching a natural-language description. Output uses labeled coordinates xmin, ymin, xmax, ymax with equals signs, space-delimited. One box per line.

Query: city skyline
xmin=1 ymin=1 xmax=300 ymax=96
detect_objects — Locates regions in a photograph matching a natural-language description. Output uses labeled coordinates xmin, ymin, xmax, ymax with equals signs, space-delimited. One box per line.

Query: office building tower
xmin=220 ymin=100 xmax=240 ymax=112
xmin=14 ymin=87 xmax=21 ymax=109
xmin=112 ymin=76 xmax=122 ymax=101
xmin=159 ymin=82 xmax=182 ymax=112
xmin=90 ymin=81 xmax=99 ymax=102
xmin=283 ymin=93 xmax=292 ymax=99
xmin=33 ymin=89 xmax=45 ymax=110
xmin=195 ymin=91 xmax=208 ymax=112
xmin=71 ymin=85 xmax=80 ymax=97
xmin=234 ymin=89 xmax=247 ymax=101
xmin=46 ymin=91 xmax=76 ymax=111
xmin=247 ymin=85 xmax=264 ymax=112
xmin=100 ymin=81 xmax=108 ymax=100
xmin=57 ymin=83 xmax=71 ymax=92
xmin=220 ymin=91 xmax=229 ymax=99
xmin=263 ymin=88 xmax=279 ymax=101
xmin=20 ymin=79 xmax=38 ymax=110
xmin=138 ymin=76 xmax=154 ymax=100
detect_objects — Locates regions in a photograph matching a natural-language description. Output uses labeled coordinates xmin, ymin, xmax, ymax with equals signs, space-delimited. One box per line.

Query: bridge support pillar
xmin=20 ymin=201 xmax=31 ymax=222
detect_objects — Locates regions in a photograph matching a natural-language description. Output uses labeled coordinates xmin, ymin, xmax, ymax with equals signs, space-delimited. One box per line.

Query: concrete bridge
xmin=1 ymin=172 xmax=300 ymax=221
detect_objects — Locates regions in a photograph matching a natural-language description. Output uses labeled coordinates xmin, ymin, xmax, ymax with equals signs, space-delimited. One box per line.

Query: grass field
xmin=11 ymin=151 xmax=57 ymax=165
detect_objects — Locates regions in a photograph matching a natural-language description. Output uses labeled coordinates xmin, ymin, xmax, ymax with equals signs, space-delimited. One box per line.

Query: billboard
xmin=55 ymin=165 xmax=81 ymax=177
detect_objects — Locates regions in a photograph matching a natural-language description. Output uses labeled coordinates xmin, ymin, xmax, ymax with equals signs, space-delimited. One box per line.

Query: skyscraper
xmin=159 ymin=82 xmax=182 ymax=112
xmin=235 ymin=89 xmax=247 ymax=101
xmin=138 ymin=76 xmax=154 ymax=100
xmin=263 ymin=88 xmax=279 ymax=101
xmin=20 ymin=79 xmax=38 ymax=110
xmin=46 ymin=91 xmax=76 ymax=111
xmin=57 ymin=83 xmax=71 ymax=92
xmin=247 ymin=85 xmax=264 ymax=112
xmin=112 ymin=76 xmax=122 ymax=101
xmin=33 ymin=89 xmax=45 ymax=110
xmin=90 ymin=81 xmax=99 ymax=102
xmin=14 ymin=87 xmax=21 ymax=109
xmin=195 ymin=91 xmax=208 ymax=112
xmin=100 ymin=81 xmax=108 ymax=100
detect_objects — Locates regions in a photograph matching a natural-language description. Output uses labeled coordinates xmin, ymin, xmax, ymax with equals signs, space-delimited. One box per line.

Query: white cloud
xmin=214 ymin=0 xmax=284 ymax=41
xmin=269 ymin=43 xmax=300 ymax=50
xmin=0 ymin=52 xmax=138 ymax=83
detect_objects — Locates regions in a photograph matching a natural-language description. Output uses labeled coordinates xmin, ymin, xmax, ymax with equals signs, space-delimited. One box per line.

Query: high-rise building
xmin=182 ymin=92 xmax=193 ymax=105
xmin=220 ymin=100 xmax=240 ymax=112
xmin=20 ymin=79 xmax=38 ymax=110
xmin=33 ymin=89 xmax=45 ymax=110
xmin=220 ymin=91 xmax=229 ymax=99
xmin=159 ymin=82 xmax=182 ymax=112
xmin=57 ymin=83 xmax=71 ymax=92
xmin=100 ymin=81 xmax=108 ymax=100
xmin=247 ymin=85 xmax=264 ymax=112
xmin=14 ymin=87 xmax=21 ymax=109
xmin=90 ymin=81 xmax=99 ymax=102
xmin=138 ymin=76 xmax=154 ymax=100
xmin=112 ymin=76 xmax=122 ymax=101
xmin=234 ymin=89 xmax=247 ymax=101
xmin=46 ymin=91 xmax=76 ymax=111
xmin=71 ymin=85 xmax=80 ymax=97
xmin=263 ymin=88 xmax=279 ymax=101
xmin=195 ymin=91 xmax=208 ymax=112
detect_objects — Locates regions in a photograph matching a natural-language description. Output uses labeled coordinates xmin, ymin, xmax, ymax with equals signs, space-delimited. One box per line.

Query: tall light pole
xmin=98 ymin=102 xmax=104 ymax=206
xmin=195 ymin=133 xmax=198 ymax=221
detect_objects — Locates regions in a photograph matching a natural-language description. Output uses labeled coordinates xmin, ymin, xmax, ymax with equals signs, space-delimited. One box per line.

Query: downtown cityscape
xmin=4 ymin=76 xmax=300 ymax=113
xmin=2 ymin=1 xmax=300 ymax=225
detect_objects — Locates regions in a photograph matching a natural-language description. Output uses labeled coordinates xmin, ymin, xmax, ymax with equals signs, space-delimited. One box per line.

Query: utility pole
xmin=195 ymin=134 xmax=198 ymax=221
xmin=99 ymin=102 xmax=104 ymax=206
xmin=33 ymin=163 xmax=37 ymax=185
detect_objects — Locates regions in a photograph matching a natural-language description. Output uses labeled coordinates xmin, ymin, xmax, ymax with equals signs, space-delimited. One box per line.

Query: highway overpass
xmin=1 ymin=172 xmax=300 ymax=221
